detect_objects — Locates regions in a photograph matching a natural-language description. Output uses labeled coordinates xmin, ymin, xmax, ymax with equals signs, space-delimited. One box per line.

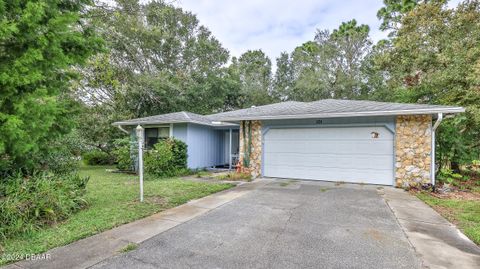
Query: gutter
xmin=112 ymin=120 xmax=238 ymax=127
xmin=431 ymin=113 xmax=443 ymax=186
xmin=117 ymin=125 xmax=130 ymax=134
xmin=210 ymin=107 xmax=465 ymax=122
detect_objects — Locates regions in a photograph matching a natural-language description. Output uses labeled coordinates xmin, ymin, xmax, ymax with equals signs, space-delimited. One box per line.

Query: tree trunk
xmin=451 ymin=161 xmax=461 ymax=173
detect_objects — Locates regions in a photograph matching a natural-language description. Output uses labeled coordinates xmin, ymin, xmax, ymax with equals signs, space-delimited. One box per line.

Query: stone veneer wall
xmin=238 ymin=120 xmax=262 ymax=178
xmin=395 ymin=115 xmax=432 ymax=187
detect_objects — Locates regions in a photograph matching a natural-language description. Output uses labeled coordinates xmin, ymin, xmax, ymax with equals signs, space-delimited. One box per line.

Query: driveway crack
xmin=260 ymin=202 xmax=303 ymax=267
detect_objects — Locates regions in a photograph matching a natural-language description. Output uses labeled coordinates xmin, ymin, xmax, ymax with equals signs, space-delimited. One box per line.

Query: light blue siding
xmin=172 ymin=123 xmax=187 ymax=143
xmin=185 ymin=123 xmax=223 ymax=169
xmin=133 ymin=122 xmax=236 ymax=170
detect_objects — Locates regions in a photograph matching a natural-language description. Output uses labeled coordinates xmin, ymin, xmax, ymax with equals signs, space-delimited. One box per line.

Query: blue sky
xmin=175 ymin=0 xmax=462 ymax=63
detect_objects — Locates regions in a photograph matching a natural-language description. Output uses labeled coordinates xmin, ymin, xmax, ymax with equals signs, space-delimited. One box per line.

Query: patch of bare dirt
xmin=128 ymin=196 xmax=168 ymax=206
xmin=146 ymin=196 xmax=167 ymax=205
xmin=431 ymin=191 xmax=480 ymax=201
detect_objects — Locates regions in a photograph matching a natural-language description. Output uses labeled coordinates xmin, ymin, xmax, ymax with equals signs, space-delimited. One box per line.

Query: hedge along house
xmin=113 ymin=99 xmax=464 ymax=187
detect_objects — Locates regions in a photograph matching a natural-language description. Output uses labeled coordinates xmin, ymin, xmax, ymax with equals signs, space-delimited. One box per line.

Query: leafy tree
xmin=236 ymin=50 xmax=274 ymax=107
xmin=76 ymin=105 xmax=125 ymax=154
xmin=361 ymin=40 xmax=395 ymax=101
xmin=221 ymin=57 xmax=244 ymax=111
xmin=288 ymin=40 xmax=332 ymax=101
xmin=279 ymin=20 xmax=373 ymax=101
xmin=332 ymin=19 xmax=370 ymax=38
xmin=77 ymin=0 xmax=234 ymax=152
xmin=81 ymin=0 xmax=230 ymax=117
xmin=377 ymin=0 xmax=446 ymax=34
xmin=325 ymin=20 xmax=372 ymax=99
xmin=272 ymin=52 xmax=294 ymax=100
xmin=0 ymin=0 xmax=102 ymax=174
xmin=380 ymin=0 xmax=480 ymax=169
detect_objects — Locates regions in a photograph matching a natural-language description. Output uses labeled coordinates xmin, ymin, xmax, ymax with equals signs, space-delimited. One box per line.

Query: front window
xmin=145 ymin=127 xmax=170 ymax=149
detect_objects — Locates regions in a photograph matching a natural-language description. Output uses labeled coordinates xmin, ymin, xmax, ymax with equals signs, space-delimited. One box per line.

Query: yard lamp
xmin=136 ymin=125 xmax=144 ymax=202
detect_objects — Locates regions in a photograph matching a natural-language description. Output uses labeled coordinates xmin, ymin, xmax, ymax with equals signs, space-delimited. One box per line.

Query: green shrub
xmin=113 ymin=138 xmax=135 ymax=171
xmin=171 ymin=138 xmax=187 ymax=169
xmin=1 ymin=132 xmax=85 ymax=177
xmin=38 ymin=132 xmax=86 ymax=175
xmin=144 ymin=138 xmax=188 ymax=177
xmin=144 ymin=140 xmax=174 ymax=176
xmin=468 ymin=160 xmax=480 ymax=172
xmin=0 ymin=172 xmax=89 ymax=239
xmin=438 ymin=168 xmax=465 ymax=185
xmin=82 ymin=150 xmax=114 ymax=165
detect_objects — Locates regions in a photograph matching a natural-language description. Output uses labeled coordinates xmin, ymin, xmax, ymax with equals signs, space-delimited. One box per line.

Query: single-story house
xmin=113 ymin=99 xmax=464 ymax=187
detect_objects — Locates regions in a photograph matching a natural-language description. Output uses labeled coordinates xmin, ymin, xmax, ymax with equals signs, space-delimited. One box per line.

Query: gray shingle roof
xmin=113 ymin=99 xmax=464 ymax=126
xmin=112 ymin=111 xmax=235 ymax=126
xmin=208 ymin=99 xmax=464 ymax=121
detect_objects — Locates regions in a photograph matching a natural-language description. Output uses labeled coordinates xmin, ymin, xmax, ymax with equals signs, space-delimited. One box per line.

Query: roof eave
xmin=112 ymin=120 xmax=237 ymax=127
xmin=211 ymin=107 xmax=465 ymax=122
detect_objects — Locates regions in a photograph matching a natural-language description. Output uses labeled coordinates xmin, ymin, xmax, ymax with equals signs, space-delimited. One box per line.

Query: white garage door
xmin=263 ymin=126 xmax=394 ymax=185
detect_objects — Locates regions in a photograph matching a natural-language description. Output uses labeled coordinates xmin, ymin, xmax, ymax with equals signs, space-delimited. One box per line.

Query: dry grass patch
xmin=215 ymin=172 xmax=252 ymax=182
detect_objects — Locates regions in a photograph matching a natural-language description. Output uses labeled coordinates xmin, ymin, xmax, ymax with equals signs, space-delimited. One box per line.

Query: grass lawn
xmin=0 ymin=166 xmax=233 ymax=264
xmin=416 ymin=192 xmax=480 ymax=245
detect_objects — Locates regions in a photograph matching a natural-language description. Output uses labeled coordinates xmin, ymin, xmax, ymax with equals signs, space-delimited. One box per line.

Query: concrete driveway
xmin=92 ymin=180 xmax=420 ymax=269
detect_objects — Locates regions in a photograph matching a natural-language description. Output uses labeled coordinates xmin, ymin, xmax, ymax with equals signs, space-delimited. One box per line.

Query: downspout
xmin=229 ymin=129 xmax=232 ymax=170
xmin=117 ymin=125 xmax=129 ymax=134
xmin=431 ymin=113 xmax=443 ymax=186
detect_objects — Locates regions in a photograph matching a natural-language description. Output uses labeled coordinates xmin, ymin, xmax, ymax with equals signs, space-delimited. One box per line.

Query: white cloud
xmin=174 ymin=0 xmax=388 ymax=63
xmin=174 ymin=0 xmax=464 ymax=64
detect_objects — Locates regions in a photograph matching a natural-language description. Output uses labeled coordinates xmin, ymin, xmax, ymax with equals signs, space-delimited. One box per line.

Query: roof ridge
xmin=182 ymin=111 xmax=191 ymax=120
xmin=113 ymin=99 xmax=464 ymax=126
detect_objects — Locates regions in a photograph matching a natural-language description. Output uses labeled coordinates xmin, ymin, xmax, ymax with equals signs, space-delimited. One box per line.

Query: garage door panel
xmin=263 ymin=165 xmax=392 ymax=184
xmin=264 ymin=154 xmax=393 ymax=170
xmin=264 ymin=140 xmax=394 ymax=155
xmin=266 ymin=127 xmax=392 ymax=141
xmin=263 ymin=126 xmax=394 ymax=185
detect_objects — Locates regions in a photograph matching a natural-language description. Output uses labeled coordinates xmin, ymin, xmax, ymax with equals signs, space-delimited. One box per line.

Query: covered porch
xmin=215 ymin=128 xmax=240 ymax=169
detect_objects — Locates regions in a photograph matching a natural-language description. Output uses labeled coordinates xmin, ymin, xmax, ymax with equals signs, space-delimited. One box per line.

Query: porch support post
xmin=135 ymin=125 xmax=144 ymax=202
xmin=229 ymin=128 xmax=232 ymax=170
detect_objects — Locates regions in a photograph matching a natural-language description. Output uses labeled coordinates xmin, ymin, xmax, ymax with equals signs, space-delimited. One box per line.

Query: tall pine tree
xmin=0 ymin=0 xmax=102 ymax=174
